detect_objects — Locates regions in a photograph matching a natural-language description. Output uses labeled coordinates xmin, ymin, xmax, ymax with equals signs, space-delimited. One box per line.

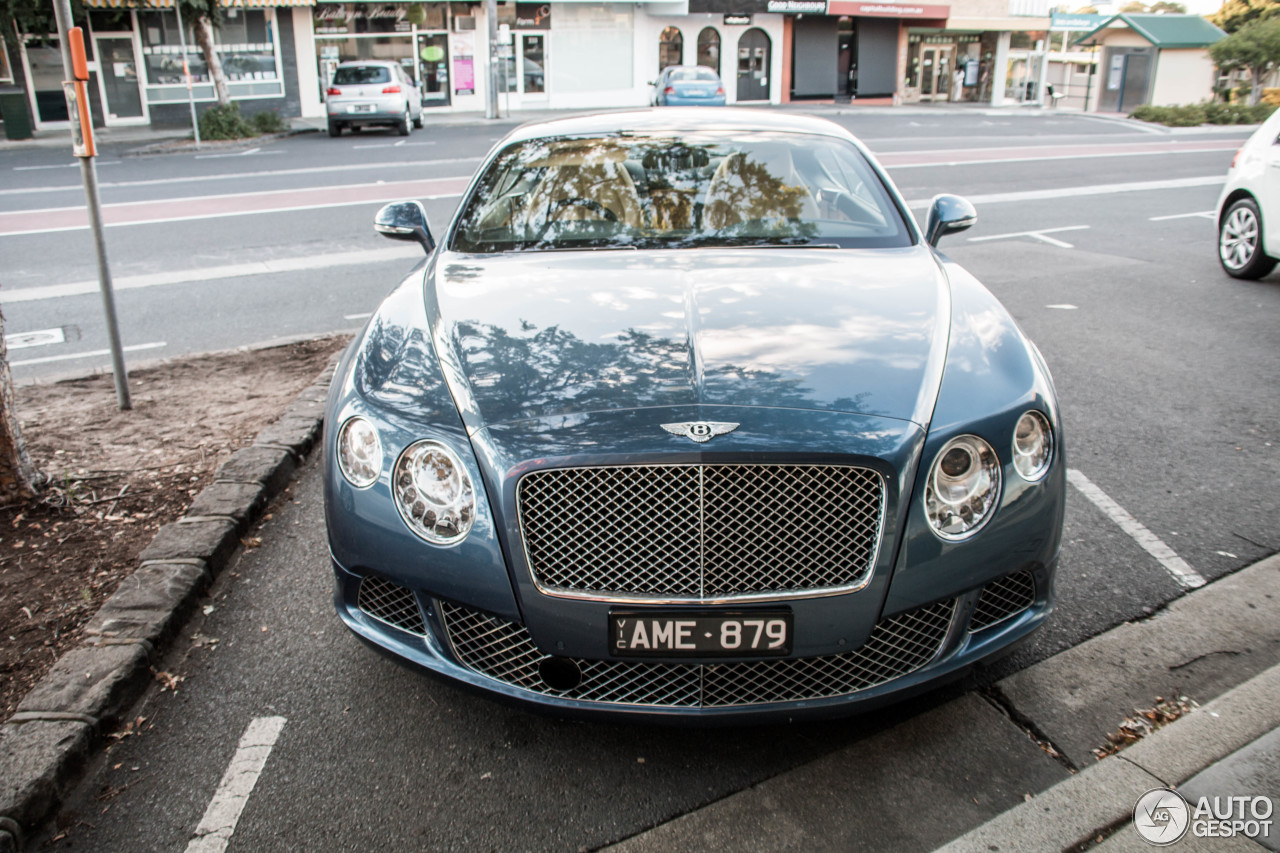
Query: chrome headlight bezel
xmin=392 ymin=439 xmax=476 ymax=546
xmin=336 ymin=416 xmax=383 ymax=489
xmin=1012 ymin=410 xmax=1054 ymax=482
xmin=924 ymin=434 xmax=1002 ymax=542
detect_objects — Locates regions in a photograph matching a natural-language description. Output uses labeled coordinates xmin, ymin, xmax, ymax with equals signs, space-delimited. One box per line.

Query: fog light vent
xmin=969 ymin=570 xmax=1036 ymax=632
xmin=357 ymin=576 xmax=426 ymax=636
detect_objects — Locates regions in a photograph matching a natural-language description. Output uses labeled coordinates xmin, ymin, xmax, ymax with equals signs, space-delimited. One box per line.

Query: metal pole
xmin=51 ymin=0 xmax=131 ymax=410
xmin=485 ymin=0 xmax=498 ymax=119
xmin=173 ymin=0 xmax=201 ymax=148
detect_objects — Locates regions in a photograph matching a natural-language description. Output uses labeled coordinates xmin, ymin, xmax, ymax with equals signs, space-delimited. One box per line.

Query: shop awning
xmin=828 ymin=1 xmax=949 ymax=20
xmin=81 ymin=0 xmax=315 ymax=8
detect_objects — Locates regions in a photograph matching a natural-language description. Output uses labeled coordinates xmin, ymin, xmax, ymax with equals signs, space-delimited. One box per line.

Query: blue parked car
xmin=650 ymin=65 xmax=726 ymax=106
xmin=325 ymin=109 xmax=1065 ymax=722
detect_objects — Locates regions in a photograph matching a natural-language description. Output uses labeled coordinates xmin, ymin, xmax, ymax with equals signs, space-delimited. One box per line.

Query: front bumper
xmin=333 ymin=557 xmax=1054 ymax=722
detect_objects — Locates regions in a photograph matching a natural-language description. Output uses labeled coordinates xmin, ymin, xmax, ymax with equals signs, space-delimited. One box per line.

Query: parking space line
xmin=1067 ymin=469 xmax=1207 ymax=590
xmin=185 ymin=716 xmax=286 ymax=853
xmin=967 ymin=225 xmax=1089 ymax=249
xmin=8 ymin=342 xmax=165 ymax=367
xmin=1150 ymin=210 xmax=1215 ymax=221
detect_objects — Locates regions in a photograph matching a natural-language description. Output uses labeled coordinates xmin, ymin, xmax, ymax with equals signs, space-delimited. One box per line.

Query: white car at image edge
xmin=1218 ymin=108 xmax=1280 ymax=279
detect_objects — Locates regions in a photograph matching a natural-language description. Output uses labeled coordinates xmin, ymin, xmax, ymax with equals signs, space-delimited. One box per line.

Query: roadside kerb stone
xmin=994 ymin=554 xmax=1280 ymax=767
xmin=15 ymin=643 xmax=151 ymax=728
xmin=214 ymin=445 xmax=296 ymax=495
xmin=138 ymin=517 xmax=239 ymax=575
xmin=185 ymin=481 xmax=267 ymax=531
xmin=935 ymin=663 xmax=1280 ymax=853
xmin=0 ymin=361 xmax=333 ymax=843
xmin=0 ymin=720 xmax=93 ymax=829
xmin=82 ymin=562 xmax=212 ymax=645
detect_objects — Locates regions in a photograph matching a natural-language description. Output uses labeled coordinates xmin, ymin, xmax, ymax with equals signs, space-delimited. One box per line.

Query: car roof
xmin=503 ymin=108 xmax=856 ymax=145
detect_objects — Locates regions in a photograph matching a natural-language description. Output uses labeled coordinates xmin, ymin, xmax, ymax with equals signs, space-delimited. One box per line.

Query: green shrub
xmin=1129 ymin=101 xmax=1277 ymax=126
xmin=249 ymin=109 xmax=290 ymax=135
xmin=198 ymin=103 xmax=254 ymax=140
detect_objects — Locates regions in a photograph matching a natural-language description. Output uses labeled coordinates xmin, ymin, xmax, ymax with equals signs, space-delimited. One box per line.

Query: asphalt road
xmin=4 ymin=107 xmax=1278 ymax=851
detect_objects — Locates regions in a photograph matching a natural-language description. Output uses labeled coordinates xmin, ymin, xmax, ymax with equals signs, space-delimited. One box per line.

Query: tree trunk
xmin=0 ymin=309 xmax=40 ymax=505
xmin=1251 ymin=66 xmax=1264 ymax=106
xmin=194 ymin=13 xmax=231 ymax=106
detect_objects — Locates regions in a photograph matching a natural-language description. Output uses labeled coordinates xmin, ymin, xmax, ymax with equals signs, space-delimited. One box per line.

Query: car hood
xmin=426 ymin=245 xmax=950 ymax=431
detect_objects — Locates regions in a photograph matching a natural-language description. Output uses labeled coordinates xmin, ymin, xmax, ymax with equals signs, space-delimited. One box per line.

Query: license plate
xmin=611 ymin=611 xmax=792 ymax=657
xmin=347 ymin=104 xmax=375 ymax=113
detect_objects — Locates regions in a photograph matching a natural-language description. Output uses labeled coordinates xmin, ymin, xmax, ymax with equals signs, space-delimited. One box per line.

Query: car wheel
xmin=1219 ymin=198 xmax=1276 ymax=279
xmin=413 ymin=110 xmax=424 ymax=129
xmin=350 ymin=125 xmax=362 ymax=133
xmin=397 ymin=107 xmax=411 ymax=136
xmin=327 ymin=121 xmax=341 ymax=138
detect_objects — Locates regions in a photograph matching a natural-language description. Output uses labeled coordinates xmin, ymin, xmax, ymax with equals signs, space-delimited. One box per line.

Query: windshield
xmin=669 ymin=68 xmax=719 ymax=82
xmin=450 ymin=132 xmax=913 ymax=253
xmin=332 ymin=65 xmax=391 ymax=85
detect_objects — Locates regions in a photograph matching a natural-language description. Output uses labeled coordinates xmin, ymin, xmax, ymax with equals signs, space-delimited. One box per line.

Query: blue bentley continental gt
xmin=324 ymin=109 xmax=1065 ymax=721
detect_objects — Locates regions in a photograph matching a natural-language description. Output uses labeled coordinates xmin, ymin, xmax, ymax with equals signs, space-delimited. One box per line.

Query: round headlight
xmin=393 ymin=440 xmax=476 ymax=545
xmin=1012 ymin=410 xmax=1053 ymax=481
xmin=925 ymin=434 xmax=1001 ymax=540
xmin=336 ymin=417 xmax=382 ymax=489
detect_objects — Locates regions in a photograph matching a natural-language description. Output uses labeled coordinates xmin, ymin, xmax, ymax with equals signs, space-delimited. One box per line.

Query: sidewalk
xmin=604 ymin=555 xmax=1280 ymax=852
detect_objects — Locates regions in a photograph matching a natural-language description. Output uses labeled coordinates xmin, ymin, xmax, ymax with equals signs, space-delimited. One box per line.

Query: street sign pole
xmin=173 ymin=0 xmax=202 ymax=148
xmin=485 ymin=0 xmax=499 ymax=119
xmin=51 ymin=0 xmax=132 ymax=411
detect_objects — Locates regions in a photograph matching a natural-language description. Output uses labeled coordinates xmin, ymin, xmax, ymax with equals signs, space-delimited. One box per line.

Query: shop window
xmin=659 ymin=26 xmax=682 ymax=73
xmin=138 ymin=9 xmax=283 ymax=104
xmin=696 ymin=27 xmax=719 ymax=75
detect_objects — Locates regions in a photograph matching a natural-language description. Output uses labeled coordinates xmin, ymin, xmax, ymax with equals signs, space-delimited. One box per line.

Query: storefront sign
xmin=827 ymin=0 xmax=949 ymax=16
xmin=1050 ymin=12 xmax=1106 ymax=30
xmin=766 ymin=0 xmax=825 ymax=12
xmin=451 ymin=31 xmax=475 ymax=95
xmin=515 ymin=3 xmax=551 ymax=29
xmin=724 ymin=13 xmax=752 ymax=24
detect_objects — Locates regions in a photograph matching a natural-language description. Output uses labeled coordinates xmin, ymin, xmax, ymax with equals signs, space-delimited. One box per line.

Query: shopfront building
xmin=651 ymin=1 xmax=785 ymax=104
xmin=16 ymin=0 xmax=310 ymax=131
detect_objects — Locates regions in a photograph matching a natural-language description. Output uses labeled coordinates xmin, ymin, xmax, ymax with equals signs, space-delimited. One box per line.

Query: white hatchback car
xmin=326 ymin=60 xmax=422 ymax=138
xmin=1217 ymin=108 xmax=1280 ymax=279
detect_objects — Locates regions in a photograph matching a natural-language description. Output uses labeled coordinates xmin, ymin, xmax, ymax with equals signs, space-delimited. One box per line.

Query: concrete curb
xmin=937 ymin=664 xmax=1280 ymax=853
xmin=0 ymin=354 xmax=339 ymax=847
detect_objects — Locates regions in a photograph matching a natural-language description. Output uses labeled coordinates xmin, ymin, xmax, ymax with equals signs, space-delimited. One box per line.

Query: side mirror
xmin=924 ymin=194 xmax=977 ymax=247
xmin=374 ymin=200 xmax=435 ymax=253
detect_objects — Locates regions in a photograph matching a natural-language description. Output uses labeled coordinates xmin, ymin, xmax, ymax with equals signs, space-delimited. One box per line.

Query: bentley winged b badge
xmin=660 ymin=421 xmax=740 ymax=443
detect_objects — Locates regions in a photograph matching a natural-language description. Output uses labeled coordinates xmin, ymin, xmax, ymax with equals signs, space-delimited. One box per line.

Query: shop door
xmin=920 ymin=46 xmax=952 ymax=101
xmin=417 ymin=33 xmax=450 ymax=107
xmin=1116 ymin=53 xmax=1150 ymax=112
xmin=93 ymin=35 xmax=145 ymax=123
xmin=521 ymin=34 xmax=546 ymax=98
xmin=736 ymin=28 xmax=770 ymax=102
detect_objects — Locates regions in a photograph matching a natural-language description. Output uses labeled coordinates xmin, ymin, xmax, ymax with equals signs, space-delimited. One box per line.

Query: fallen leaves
xmin=1093 ymin=695 xmax=1198 ymax=760
xmin=152 ymin=669 xmax=185 ymax=693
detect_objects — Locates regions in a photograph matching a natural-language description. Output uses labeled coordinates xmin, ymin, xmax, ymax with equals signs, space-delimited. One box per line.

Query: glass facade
xmin=138 ymin=9 xmax=284 ymax=104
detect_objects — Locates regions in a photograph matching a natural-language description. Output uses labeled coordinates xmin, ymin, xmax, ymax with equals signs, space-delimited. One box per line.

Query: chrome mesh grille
xmin=969 ymin=570 xmax=1036 ymax=632
xmin=518 ymin=464 xmax=885 ymax=600
xmin=357 ymin=576 xmax=426 ymax=636
xmin=439 ymin=599 xmax=954 ymax=708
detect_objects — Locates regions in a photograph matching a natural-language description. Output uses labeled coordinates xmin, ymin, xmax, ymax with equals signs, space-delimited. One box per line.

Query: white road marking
xmin=185 ymin=716 xmax=286 ymax=853
xmin=0 ymin=157 xmax=483 ymax=197
xmin=887 ymin=146 xmax=1236 ymax=170
xmin=904 ymin=175 xmax=1225 ymax=209
xmin=0 ymin=191 xmax=466 ymax=237
xmin=1 ymin=246 xmax=421 ymax=304
xmin=194 ymin=148 xmax=283 ymax=160
xmin=1150 ymin=210 xmax=1216 ymax=221
xmin=1067 ymin=469 xmax=1207 ymax=590
xmin=967 ymin=225 xmax=1089 ymax=248
xmin=5 ymin=327 xmax=66 ymax=349
xmin=13 ymin=160 xmax=121 ymax=171
xmin=1046 ymin=304 xmax=1078 ymax=310
xmin=9 ymin=341 xmax=166 ymax=367
xmin=343 ymin=312 xmax=373 ymax=320
xmin=352 ymin=140 xmax=437 ymax=149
